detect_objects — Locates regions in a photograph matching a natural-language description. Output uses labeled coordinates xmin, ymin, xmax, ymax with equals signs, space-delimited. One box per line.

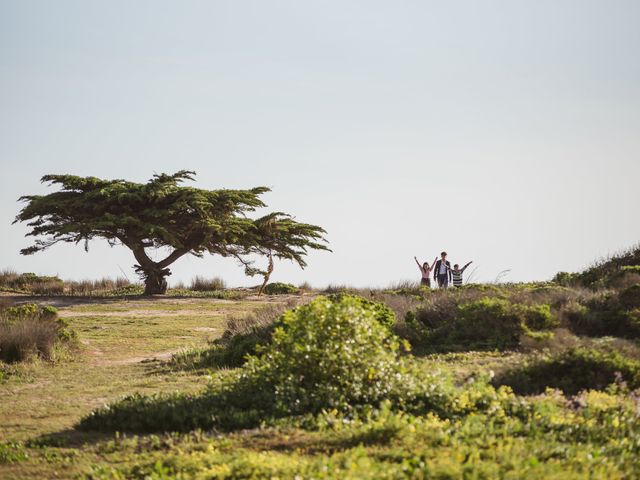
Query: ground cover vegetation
xmin=1 ymin=245 xmax=640 ymax=478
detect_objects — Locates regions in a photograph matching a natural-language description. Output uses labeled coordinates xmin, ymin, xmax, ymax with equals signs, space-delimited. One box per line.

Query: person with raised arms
xmin=414 ymin=255 xmax=438 ymax=288
xmin=451 ymin=261 xmax=473 ymax=288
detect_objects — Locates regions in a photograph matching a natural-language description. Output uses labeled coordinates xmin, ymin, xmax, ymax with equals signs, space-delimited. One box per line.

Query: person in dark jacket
xmin=433 ymin=251 xmax=452 ymax=288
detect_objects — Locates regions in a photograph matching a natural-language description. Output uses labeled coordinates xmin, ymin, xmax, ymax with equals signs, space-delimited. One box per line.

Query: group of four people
xmin=414 ymin=251 xmax=472 ymax=289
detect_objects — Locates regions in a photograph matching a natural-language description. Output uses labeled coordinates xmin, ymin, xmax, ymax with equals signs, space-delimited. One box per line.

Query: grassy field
xmin=0 ymin=295 xmax=266 ymax=478
xmin=1 ymin=278 xmax=640 ymax=479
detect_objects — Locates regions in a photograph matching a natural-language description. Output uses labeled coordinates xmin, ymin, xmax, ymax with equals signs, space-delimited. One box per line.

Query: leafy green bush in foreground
xmin=242 ymin=295 xmax=407 ymax=414
xmin=171 ymin=295 xmax=396 ymax=371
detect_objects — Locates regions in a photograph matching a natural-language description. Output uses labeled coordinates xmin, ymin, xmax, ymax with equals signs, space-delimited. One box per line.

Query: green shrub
xmin=243 ymin=295 xmax=409 ymax=414
xmin=263 ymin=282 xmax=299 ymax=295
xmin=563 ymin=294 xmax=640 ymax=338
xmin=452 ymin=298 xmax=525 ymax=348
xmin=572 ymin=245 xmax=640 ymax=288
xmin=326 ymin=294 xmax=396 ymax=330
xmin=606 ymin=266 xmax=640 ymax=289
xmin=6 ymin=273 xmax=65 ymax=295
xmin=422 ymin=298 xmax=557 ymax=351
xmin=619 ymin=284 xmax=640 ymax=309
xmin=516 ymin=303 xmax=557 ymax=330
xmin=495 ymin=347 xmax=640 ymax=395
xmin=552 ymin=271 xmax=580 ymax=286
xmin=0 ymin=442 xmax=28 ymax=464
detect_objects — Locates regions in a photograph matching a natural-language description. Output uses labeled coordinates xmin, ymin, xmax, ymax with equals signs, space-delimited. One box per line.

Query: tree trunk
xmin=130 ymin=245 xmax=188 ymax=295
xmin=257 ymin=252 xmax=274 ymax=296
xmin=143 ymin=266 xmax=170 ymax=295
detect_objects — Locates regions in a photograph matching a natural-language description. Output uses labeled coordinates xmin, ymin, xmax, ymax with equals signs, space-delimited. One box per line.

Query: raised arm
xmin=414 ymin=256 xmax=423 ymax=271
xmin=427 ymin=256 xmax=438 ymax=273
xmin=461 ymin=261 xmax=473 ymax=272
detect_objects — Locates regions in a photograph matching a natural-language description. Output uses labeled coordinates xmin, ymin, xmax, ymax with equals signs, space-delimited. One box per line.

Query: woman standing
xmin=415 ymin=256 xmax=438 ymax=288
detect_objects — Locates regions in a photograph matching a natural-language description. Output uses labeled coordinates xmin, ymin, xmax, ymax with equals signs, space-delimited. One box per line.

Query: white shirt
xmin=439 ymin=261 xmax=447 ymax=274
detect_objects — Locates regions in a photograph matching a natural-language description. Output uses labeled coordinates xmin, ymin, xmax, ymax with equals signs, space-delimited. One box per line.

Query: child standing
xmin=451 ymin=261 xmax=473 ymax=287
xmin=415 ymin=256 xmax=438 ymax=288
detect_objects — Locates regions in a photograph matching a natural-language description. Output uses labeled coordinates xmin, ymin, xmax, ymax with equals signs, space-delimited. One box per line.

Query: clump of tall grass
xmin=0 ymin=303 xmax=76 ymax=363
xmin=190 ymin=276 xmax=226 ymax=292
xmin=65 ymin=277 xmax=131 ymax=295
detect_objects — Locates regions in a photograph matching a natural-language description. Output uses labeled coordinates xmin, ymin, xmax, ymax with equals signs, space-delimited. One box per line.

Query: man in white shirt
xmin=433 ymin=251 xmax=452 ymax=288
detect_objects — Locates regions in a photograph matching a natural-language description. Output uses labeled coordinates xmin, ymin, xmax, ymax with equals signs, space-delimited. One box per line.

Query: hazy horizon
xmin=1 ymin=1 xmax=639 ymax=288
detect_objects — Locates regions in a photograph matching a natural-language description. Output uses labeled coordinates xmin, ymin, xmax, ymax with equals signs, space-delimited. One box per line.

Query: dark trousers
xmin=437 ymin=274 xmax=449 ymax=288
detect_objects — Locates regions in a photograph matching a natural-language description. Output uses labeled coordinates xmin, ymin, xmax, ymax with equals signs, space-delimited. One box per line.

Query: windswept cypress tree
xmin=15 ymin=171 xmax=329 ymax=294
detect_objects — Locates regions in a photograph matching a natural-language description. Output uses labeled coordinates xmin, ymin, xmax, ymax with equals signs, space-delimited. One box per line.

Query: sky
xmin=1 ymin=0 xmax=639 ymax=288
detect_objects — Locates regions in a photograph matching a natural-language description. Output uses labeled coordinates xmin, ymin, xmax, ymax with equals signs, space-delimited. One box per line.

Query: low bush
xmin=606 ymin=266 xmax=640 ymax=289
xmin=494 ymin=347 xmax=640 ymax=395
xmin=619 ymin=284 xmax=640 ymax=309
xmin=562 ymin=292 xmax=640 ymax=338
xmin=243 ymin=295 xmax=408 ymax=414
xmin=0 ymin=441 xmax=28 ymax=464
xmin=0 ymin=304 xmax=76 ymax=363
xmin=263 ymin=282 xmax=298 ymax=295
xmin=326 ymin=294 xmax=396 ymax=331
xmin=190 ymin=276 xmax=226 ymax=292
xmin=552 ymin=271 xmax=580 ymax=287
xmin=0 ymin=272 xmax=65 ymax=295
xmin=409 ymin=297 xmax=558 ymax=351
xmin=555 ymin=244 xmax=640 ymax=288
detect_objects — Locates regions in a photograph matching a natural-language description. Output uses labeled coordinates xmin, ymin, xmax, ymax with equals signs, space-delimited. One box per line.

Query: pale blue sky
xmin=1 ymin=0 xmax=639 ymax=287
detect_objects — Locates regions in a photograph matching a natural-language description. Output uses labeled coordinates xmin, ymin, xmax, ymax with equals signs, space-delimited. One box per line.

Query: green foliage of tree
xmin=15 ymin=171 xmax=329 ymax=294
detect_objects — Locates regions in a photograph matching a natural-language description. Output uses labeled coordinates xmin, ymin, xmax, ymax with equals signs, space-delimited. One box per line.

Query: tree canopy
xmin=15 ymin=171 xmax=329 ymax=294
